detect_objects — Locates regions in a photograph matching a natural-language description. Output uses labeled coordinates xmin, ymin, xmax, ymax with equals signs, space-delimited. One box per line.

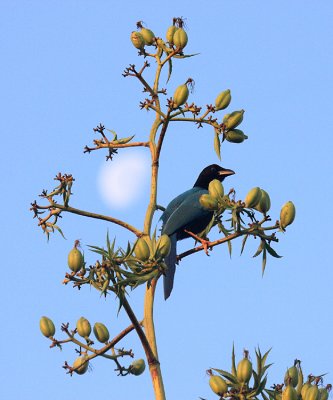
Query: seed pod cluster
xmin=134 ymin=237 xmax=151 ymax=261
xmin=40 ymin=316 xmax=55 ymax=338
xmin=237 ymin=354 xmax=253 ymax=384
xmin=172 ymin=83 xmax=189 ymax=107
xmin=76 ymin=317 xmax=91 ymax=339
xmin=225 ymin=129 xmax=248 ymax=143
xmin=209 ymin=375 xmax=228 ymax=395
xmin=199 ymin=194 xmax=219 ymax=211
xmin=245 ymin=187 xmax=262 ymax=208
xmin=156 ymin=234 xmax=172 ymax=258
xmin=130 ymin=31 xmax=145 ymax=50
xmin=280 ymin=201 xmax=296 ymax=230
xmin=68 ymin=240 xmax=84 ymax=273
xmin=93 ymin=322 xmax=110 ymax=343
xmin=130 ymin=359 xmax=146 ymax=376
xmin=223 ymin=110 xmax=245 ymax=130
xmin=215 ymin=89 xmax=231 ymax=111
xmin=255 ymin=189 xmax=271 ymax=214
xmin=73 ymin=355 xmax=89 ymax=375
xmin=208 ymin=179 xmax=224 ymax=200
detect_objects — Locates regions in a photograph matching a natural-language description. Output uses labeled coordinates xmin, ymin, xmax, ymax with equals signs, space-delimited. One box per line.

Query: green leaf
xmin=261 ymin=348 xmax=272 ymax=369
xmin=214 ymin=130 xmax=221 ymax=160
xmin=166 ymin=59 xmax=172 ymax=83
xmin=53 ymin=225 xmax=66 ymax=240
xmin=212 ymin=368 xmax=238 ymax=384
xmin=253 ymin=240 xmax=264 ymax=258
xmin=173 ymin=52 xmax=200 ymax=59
xmin=231 ymin=343 xmax=237 ymax=377
xmin=240 ymin=234 xmax=249 ymax=255
xmin=265 ymin=243 xmax=282 ymax=258
xmin=262 ymin=246 xmax=267 ymax=275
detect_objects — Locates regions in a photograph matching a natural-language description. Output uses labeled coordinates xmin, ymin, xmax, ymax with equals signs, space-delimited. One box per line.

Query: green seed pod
xmin=130 ymin=31 xmax=145 ymax=50
xmin=68 ymin=245 xmax=83 ymax=273
xmin=280 ymin=201 xmax=296 ymax=229
xmin=199 ymin=194 xmax=219 ymax=210
xmin=130 ymin=359 xmax=146 ymax=376
xmin=283 ymin=384 xmax=298 ymax=400
xmin=40 ymin=316 xmax=55 ymax=338
xmin=237 ymin=357 xmax=252 ymax=384
xmin=73 ymin=355 xmax=89 ymax=375
xmin=302 ymin=383 xmax=312 ymax=400
xmin=245 ymin=187 xmax=262 ymax=208
xmin=215 ymin=89 xmax=231 ymax=111
xmin=134 ymin=237 xmax=150 ymax=261
xmin=173 ymin=28 xmax=188 ymax=49
xmin=140 ymin=27 xmax=155 ymax=45
xmin=93 ymin=322 xmax=110 ymax=343
xmin=166 ymin=25 xmax=177 ymax=45
xmin=224 ymin=110 xmax=245 ymax=130
xmin=225 ymin=129 xmax=248 ymax=143
xmin=284 ymin=366 xmax=299 ymax=388
xmin=319 ymin=388 xmax=329 ymax=400
xmin=209 ymin=375 xmax=228 ymax=395
xmin=156 ymin=234 xmax=172 ymax=258
xmin=255 ymin=189 xmax=271 ymax=214
xmin=305 ymin=386 xmax=319 ymax=400
xmin=208 ymin=179 xmax=224 ymax=200
xmin=76 ymin=317 xmax=91 ymax=339
xmin=173 ymin=84 xmax=189 ymax=107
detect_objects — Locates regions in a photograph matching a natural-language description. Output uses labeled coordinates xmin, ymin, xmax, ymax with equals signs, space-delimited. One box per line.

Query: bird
xmin=161 ymin=164 xmax=235 ymax=299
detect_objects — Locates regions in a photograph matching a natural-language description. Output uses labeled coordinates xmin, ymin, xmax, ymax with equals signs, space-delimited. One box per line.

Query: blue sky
xmin=1 ymin=1 xmax=333 ymax=399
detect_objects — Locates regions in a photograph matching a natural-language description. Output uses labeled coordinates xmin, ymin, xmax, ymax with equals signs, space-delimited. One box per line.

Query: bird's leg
xmin=184 ymin=229 xmax=212 ymax=255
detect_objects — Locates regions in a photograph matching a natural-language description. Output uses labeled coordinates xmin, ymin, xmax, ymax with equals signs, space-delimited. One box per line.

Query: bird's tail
xmin=163 ymin=233 xmax=177 ymax=300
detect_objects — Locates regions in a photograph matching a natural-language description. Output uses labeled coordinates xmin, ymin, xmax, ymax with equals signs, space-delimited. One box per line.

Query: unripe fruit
xmin=225 ymin=129 xmax=248 ymax=143
xmin=173 ymin=84 xmax=189 ymax=107
xmin=199 ymin=194 xmax=219 ymax=210
xmin=283 ymin=384 xmax=298 ymax=400
xmin=156 ymin=234 xmax=172 ymax=258
xmin=76 ymin=317 xmax=91 ymax=339
xmin=237 ymin=357 xmax=252 ymax=384
xmin=68 ymin=245 xmax=83 ymax=273
xmin=130 ymin=359 xmax=146 ymax=376
xmin=134 ymin=238 xmax=150 ymax=261
xmin=215 ymin=89 xmax=231 ymax=110
xmin=140 ymin=28 xmax=155 ymax=45
xmin=280 ymin=201 xmax=296 ymax=229
xmin=245 ymin=187 xmax=262 ymax=208
xmin=166 ymin=25 xmax=177 ymax=45
xmin=209 ymin=375 xmax=228 ymax=395
xmin=224 ymin=110 xmax=245 ymax=130
xmin=319 ymin=388 xmax=329 ymax=400
xmin=73 ymin=355 xmax=89 ymax=375
xmin=301 ymin=383 xmax=312 ymax=400
xmin=93 ymin=322 xmax=110 ymax=343
xmin=305 ymin=386 xmax=320 ymax=400
xmin=130 ymin=31 xmax=145 ymax=50
xmin=284 ymin=366 xmax=299 ymax=387
xmin=173 ymin=28 xmax=188 ymax=49
xmin=255 ymin=189 xmax=271 ymax=214
xmin=208 ymin=179 xmax=224 ymax=200
xmin=40 ymin=316 xmax=55 ymax=338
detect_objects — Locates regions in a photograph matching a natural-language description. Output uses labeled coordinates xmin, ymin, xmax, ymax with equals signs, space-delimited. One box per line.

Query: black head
xmin=193 ymin=164 xmax=235 ymax=189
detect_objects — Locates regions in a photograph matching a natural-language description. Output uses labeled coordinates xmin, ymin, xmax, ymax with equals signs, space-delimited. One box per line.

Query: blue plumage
xmin=161 ymin=164 xmax=235 ymax=299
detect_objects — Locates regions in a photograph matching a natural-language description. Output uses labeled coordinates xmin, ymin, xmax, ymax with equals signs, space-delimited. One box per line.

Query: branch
xmin=177 ymin=225 xmax=279 ymax=261
xmin=35 ymin=203 xmax=142 ymax=237
xmin=84 ymin=141 xmax=150 ymax=154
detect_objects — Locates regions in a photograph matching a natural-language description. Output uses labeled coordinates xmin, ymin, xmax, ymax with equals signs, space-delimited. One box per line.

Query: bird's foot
xmin=184 ymin=229 xmax=212 ymax=255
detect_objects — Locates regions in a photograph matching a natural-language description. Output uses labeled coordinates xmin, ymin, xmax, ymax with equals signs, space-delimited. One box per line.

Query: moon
xmin=97 ymin=152 xmax=149 ymax=209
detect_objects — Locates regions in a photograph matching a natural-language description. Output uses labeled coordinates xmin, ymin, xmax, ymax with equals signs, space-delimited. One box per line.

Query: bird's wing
xmin=162 ymin=188 xmax=210 ymax=235
xmin=161 ymin=188 xmax=198 ymax=225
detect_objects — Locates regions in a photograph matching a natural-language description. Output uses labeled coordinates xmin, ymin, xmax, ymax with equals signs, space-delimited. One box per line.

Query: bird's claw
xmin=184 ymin=229 xmax=212 ymax=255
